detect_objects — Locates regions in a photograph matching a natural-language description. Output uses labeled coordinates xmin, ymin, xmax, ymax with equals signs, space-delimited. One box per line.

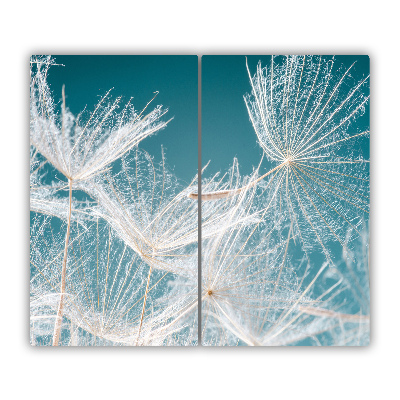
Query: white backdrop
xmin=2 ymin=1 xmax=396 ymax=398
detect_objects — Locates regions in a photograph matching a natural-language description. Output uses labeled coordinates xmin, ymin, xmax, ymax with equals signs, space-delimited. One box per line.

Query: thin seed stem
xmin=52 ymin=178 xmax=73 ymax=346
xmin=189 ymin=161 xmax=287 ymax=201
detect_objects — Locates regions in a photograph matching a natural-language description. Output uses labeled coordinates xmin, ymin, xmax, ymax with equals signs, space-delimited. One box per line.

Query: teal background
xmin=201 ymin=56 xmax=370 ymax=346
xmin=32 ymin=55 xmax=369 ymax=346
xmin=45 ymin=55 xmax=198 ymax=185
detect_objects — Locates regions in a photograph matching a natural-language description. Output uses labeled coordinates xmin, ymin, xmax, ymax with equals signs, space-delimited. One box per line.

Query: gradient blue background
xmin=45 ymin=55 xmax=198 ymax=185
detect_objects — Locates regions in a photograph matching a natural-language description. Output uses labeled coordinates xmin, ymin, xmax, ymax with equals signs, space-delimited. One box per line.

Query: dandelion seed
xmin=198 ymin=56 xmax=370 ymax=264
xmin=30 ymin=57 xmax=170 ymax=184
